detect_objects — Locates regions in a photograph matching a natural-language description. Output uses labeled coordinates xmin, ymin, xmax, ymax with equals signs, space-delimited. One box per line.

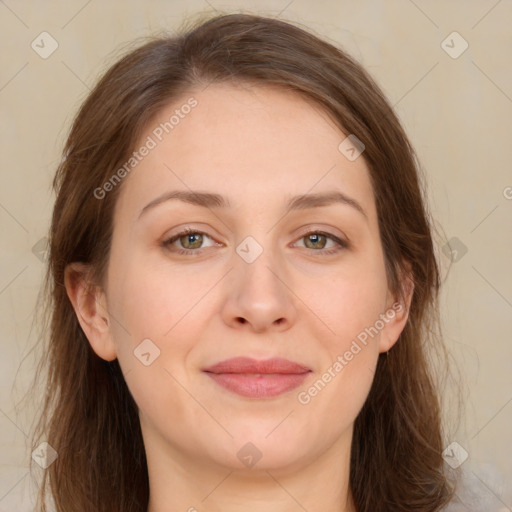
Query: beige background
xmin=1 ymin=1 xmax=511 ymax=510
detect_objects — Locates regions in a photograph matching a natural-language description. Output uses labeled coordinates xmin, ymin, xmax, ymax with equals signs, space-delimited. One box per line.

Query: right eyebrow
xmin=139 ymin=190 xmax=230 ymax=219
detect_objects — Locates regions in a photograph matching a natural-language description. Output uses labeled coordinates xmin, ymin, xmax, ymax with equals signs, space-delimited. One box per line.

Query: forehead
xmin=114 ymin=82 xmax=376 ymax=223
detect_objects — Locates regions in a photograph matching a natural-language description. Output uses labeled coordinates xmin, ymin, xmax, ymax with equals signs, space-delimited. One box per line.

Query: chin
xmin=205 ymin=431 xmax=316 ymax=473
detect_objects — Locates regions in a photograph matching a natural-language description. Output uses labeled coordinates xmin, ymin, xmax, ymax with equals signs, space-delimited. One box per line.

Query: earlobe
xmin=378 ymin=264 xmax=415 ymax=353
xmin=64 ymin=262 xmax=117 ymax=361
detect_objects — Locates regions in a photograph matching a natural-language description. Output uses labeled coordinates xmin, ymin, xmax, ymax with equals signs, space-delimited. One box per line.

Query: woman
xmin=30 ymin=12 xmax=457 ymax=512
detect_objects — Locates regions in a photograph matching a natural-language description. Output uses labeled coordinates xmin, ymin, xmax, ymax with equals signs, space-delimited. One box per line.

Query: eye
xmin=162 ymin=228 xmax=349 ymax=257
xmin=163 ymin=228 xmax=218 ymax=255
xmin=292 ymin=230 xmax=349 ymax=255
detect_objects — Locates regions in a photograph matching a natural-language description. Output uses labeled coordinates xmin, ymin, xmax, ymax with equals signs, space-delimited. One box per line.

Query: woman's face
xmin=94 ymin=82 xmax=409 ymax=474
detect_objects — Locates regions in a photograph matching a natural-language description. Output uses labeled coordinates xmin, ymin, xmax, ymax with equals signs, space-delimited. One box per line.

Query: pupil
xmin=185 ymin=233 xmax=201 ymax=248
xmin=307 ymin=233 xmax=324 ymax=248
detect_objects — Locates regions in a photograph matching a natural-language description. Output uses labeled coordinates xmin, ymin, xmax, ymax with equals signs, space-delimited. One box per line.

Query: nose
xmin=220 ymin=244 xmax=298 ymax=333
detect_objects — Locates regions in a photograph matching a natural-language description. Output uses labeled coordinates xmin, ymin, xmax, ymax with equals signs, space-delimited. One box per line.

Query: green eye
xmin=303 ymin=233 xmax=328 ymax=249
xmin=163 ymin=229 xmax=215 ymax=255
xmin=178 ymin=232 xmax=204 ymax=249
xmin=163 ymin=228 xmax=349 ymax=257
xmin=295 ymin=231 xmax=349 ymax=254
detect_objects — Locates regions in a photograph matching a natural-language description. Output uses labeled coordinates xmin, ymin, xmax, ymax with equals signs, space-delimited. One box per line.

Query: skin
xmin=66 ymin=82 xmax=413 ymax=512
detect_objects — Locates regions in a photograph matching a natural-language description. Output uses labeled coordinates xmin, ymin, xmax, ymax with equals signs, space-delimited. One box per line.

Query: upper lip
xmin=202 ymin=357 xmax=311 ymax=374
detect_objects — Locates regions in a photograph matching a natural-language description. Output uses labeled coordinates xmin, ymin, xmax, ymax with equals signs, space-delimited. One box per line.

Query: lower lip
xmin=205 ymin=372 xmax=310 ymax=398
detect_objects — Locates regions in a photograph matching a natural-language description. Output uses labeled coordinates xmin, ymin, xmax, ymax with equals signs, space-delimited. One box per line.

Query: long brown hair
xmin=28 ymin=12 xmax=456 ymax=511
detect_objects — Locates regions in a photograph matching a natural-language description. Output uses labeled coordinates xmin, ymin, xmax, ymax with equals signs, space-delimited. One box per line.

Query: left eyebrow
xmin=285 ymin=191 xmax=367 ymax=220
xmin=138 ymin=189 xmax=367 ymax=221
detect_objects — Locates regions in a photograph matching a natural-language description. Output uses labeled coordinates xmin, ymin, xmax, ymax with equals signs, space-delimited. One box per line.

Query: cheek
xmin=296 ymin=259 xmax=387 ymax=413
xmin=106 ymin=260 xmax=214 ymax=440
xmin=295 ymin=315 xmax=381 ymax=443
xmin=310 ymin=260 xmax=389 ymax=346
xmin=108 ymin=254 xmax=216 ymax=341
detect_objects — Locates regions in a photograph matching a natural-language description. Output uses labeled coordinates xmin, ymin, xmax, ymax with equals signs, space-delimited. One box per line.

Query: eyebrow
xmin=138 ymin=190 xmax=367 ymax=220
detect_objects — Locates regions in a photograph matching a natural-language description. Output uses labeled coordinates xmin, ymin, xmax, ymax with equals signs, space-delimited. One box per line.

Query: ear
xmin=378 ymin=261 xmax=415 ymax=353
xmin=64 ymin=262 xmax=117 ymax=361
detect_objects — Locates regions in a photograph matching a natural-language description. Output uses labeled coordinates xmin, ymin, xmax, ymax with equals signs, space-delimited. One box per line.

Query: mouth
xmin=202 ymin=357 xmax=312 ymax=399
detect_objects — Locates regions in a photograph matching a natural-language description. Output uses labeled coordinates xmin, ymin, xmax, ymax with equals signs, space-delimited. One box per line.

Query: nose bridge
xmin=234 ymin=232 xmax=285 ymax=299
xmin=221 ymin=231 xmax=296 ymax=332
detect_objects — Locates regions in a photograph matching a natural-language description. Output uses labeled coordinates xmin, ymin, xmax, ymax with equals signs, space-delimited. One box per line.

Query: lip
xmin=202 ymin=357 xmax=311 ymax=399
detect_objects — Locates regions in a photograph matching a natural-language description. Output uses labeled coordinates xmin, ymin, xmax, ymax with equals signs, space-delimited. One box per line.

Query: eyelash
xmin=162 ymin=227 xmax=349 ymax=256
